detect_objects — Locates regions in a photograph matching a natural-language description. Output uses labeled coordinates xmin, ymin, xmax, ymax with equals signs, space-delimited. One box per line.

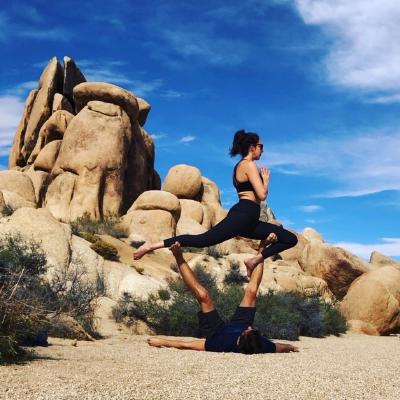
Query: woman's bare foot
xmin=245 ymin=233 xmax=279 ymax=277
xmin=133 ymin=241 xmax=153 ymax=260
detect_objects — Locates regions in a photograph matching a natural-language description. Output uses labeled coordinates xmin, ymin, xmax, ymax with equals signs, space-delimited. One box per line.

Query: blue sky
xmin=0 ymin=0 xmax=399 ymax=260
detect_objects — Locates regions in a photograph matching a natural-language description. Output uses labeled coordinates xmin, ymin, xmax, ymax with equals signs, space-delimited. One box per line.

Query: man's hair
xmin=237 ymin=329 xmax=264 ymax=354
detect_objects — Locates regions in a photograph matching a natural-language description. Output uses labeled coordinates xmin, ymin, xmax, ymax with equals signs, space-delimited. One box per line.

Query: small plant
xmin=132 ymin=265 xmax=144 ymax=275
xmin=224 ymin=260 xmax=248 ymax=285
xmin=182 ymin=247 xmax=205 ymax=254
xmin=1 ymin=204 xmax=14 ymax=217
xmin=206 ymin=245 xmax=223 ymax=258
xmin=130 ymin=240 xmax=145 ymax=249
xmin=90 ymin=240 xmax=119 ymax=261
xmin=79 ymin=232 xmax=98 ymax=243
xmin=158 ymin=288 xmax=171 ymax=301
xmin=71 ymin=212 xmax=125 ymax=239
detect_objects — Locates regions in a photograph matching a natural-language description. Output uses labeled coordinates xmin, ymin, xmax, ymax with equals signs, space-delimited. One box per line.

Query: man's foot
xmin=244 ymin=257 xmax=262 ymax=277
xmin=133 ymin=241 xmax=153 ymax=260
xmin=245 ymin=233 xmax=279 ymax=277
xmin=147 ymin=338 xmax=164 ymax=347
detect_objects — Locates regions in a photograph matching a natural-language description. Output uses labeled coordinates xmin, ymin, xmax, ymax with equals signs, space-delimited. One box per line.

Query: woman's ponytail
xmin=229 ymin=129 xmax=259 ymax=157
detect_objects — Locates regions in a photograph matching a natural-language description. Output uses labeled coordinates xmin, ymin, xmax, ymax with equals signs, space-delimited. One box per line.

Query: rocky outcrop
xmin=370 ymin=251 xmax=400 ymax=269
xmin=303 ymin=227 xmax=324 ymax=242
xmin=299 ymin=240 xmax=373 ymax=299
xmin=340 ymin=266 xmax=400 ymax=335
xmin=46 ymin=101 xmax=132 ymax=221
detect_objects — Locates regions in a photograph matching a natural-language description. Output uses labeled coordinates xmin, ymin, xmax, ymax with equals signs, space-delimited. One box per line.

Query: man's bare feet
xmin=147 ymin=337 xmax=164 ymax=347
xmin=245 ymin=232 xmax=278 ymax=277
xmin=133 ymin=241 xmax=153 ymax=260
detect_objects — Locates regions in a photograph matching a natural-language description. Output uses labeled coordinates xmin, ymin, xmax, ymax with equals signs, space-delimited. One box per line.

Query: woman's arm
xmin=245 ymin=162 xmax=269 ymax=201
xmin=147 ymin=337 xmax=206 ymax=351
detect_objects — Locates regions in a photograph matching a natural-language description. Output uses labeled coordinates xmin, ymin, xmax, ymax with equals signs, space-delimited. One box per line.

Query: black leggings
xmin=164 ymin=199 xmax=298 ymax=259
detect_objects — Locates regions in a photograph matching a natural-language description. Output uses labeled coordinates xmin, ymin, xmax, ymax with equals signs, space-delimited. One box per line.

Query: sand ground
xmin=1 ymin=333 xmax=399 ymax=400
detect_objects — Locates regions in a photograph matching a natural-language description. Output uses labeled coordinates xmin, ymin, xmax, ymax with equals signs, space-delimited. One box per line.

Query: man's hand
xmin=169 ymin=241 xmax=183 ymax=259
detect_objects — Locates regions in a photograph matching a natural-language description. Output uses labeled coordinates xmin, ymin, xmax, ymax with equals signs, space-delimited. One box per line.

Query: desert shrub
xmin=71 ymin=212 xmax=125 ymax=239
xmin=130 ymin=240 xmax=145 ymax=249
xmin=79 ymin=232 xmax=98 ymax=243
xmin=182 ymin=246 xmax=205 ymax=254
xmin=113 ymin=265 xmax=347 ymax=340
xmin=0 ymin=232 xmax=105 ymax=363
xmin=1 ymin=204 xmax=14 ymax=217
xmin=158 ymin=288 xmax=171 ymax=301
xmin=90 ymin=240 xmax=119 ymax=261
xmin=224 ymin=260 xmax=248 ymax=285
xmin=0 ymin=233 xmax=49 ymax=363
xmin=132 ymin=265 xmax=144 ymax=274
xmin=206 ymin=245 xmax=223 ymax=258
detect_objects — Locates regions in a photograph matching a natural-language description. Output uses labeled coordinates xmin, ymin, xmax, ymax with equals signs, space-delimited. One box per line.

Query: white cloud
xmin=265 ymin=130 xmax=400 ymax=197
xmin=294 ymin=0 xmax=400 ymax=97
xmin=179 ymin=135 xmax=196 ymax=143
xmin=332 ymin=237 xmax=400 ymax=259
xmin=4 ymin=81 xmax=37 ymax=97
xmin=0 ymin=96 xmax=24 ymax=156
xmin=366 ymin=94 xmax=400 ymax=105
xmin=18 ymin=27 xmax=75 ymax=42
xmin=151 ymin=133 xmax=167 ymax=140
xmin=299 ymin=205 xmax=323 ymax=212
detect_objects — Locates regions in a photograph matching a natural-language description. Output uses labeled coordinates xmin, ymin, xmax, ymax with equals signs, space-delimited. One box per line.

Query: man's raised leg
xmin=169 ymin=241 xmax=214 ymax=313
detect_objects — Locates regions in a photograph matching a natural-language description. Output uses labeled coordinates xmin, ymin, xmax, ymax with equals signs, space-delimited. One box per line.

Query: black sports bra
xmin=232 ymin=161 xmax=262 ymax=193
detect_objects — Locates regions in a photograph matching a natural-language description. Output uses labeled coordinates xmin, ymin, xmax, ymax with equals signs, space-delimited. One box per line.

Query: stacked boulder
xmin=6 ymin=56 xmax=159 ymax=222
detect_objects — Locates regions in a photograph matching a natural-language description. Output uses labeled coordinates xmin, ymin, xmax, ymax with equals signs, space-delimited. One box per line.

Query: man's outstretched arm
xmin=148 ymin=337 xmax=206 ymax=351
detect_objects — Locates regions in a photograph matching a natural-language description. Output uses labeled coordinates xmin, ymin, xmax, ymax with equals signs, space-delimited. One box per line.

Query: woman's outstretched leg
xmin=133 ymin=207 xmax=250 ymax=260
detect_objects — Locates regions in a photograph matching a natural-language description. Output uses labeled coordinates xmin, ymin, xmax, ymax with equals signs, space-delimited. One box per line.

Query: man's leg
xmin=169 ymin=241 xmax=214 ymax=313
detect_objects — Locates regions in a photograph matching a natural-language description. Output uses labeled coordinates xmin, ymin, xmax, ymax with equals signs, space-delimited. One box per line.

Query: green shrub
xmin=79 ymin=232 xmax=98 ymax=243
xmin=206 ymin=245 xmax=223 ymax=258
xmin=130 ymin=240 xmax=145 ymax=249
xmin=112 ymin=267 xmax=347 ymax=341
xmin=224 ymin=260 xmax=248 ymax=285
xmin=90 ymin=240 xmax=119 ymax=261
xmin=1 ymin=204 xmax=14 ymax=217
xmin=0 ymin=232 xmax=105 ymax=363
xmin=71 ymin=212 xmax=125 ymax=238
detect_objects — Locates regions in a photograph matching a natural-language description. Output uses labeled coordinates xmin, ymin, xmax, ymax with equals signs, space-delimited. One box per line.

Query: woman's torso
xmin=233 ymin=160 xmax=261 ymax=204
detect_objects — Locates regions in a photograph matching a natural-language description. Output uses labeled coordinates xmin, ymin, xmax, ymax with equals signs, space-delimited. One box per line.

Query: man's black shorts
xmin=198 ymin=306 xmax=256 ymax=338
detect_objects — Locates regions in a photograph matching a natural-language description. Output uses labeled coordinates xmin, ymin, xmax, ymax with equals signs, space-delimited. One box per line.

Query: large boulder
xmin=63 ymin=56 xmax=86 ymax=106
xmin=46 ymin=101 xmax=132 ymax=221
xmin=303 ymin=227 xmax=324 ymax=243
xmin=127 ymin=190 xmax=181 ymax=222
xmin=179 ymin=199 xmax=204 ymax=224
xmin=370 ymin=251 xmax=400 ymax=269
xmin=199 ymin=176 xmax=221 ymax=204
xmin=299 ymin=241 xmax=373 ymax=299
xmin=52 ymin=93 xmax=74 ymax=113
xmin=28 ymin=110 xmax=74 ymax=164
xmin=0 ymin=207 xmax=72 ymax=271
xmin=24 ymin=167 xmax=50 ymax=205
xmin=137 ymin=97 xmax=151 ymax=126
xmin=0 ymin=190 xmax=36 ymax=211
xmin=176 ymin=216 xmax=207 ymax=236
xmin=0 ymin=170 xmax=36 ymax=204
xmin=8 ymin=89 xmax=38 ymax=168
xmin=122 ymin=121 xmax=154 ymax=213
xmin=21 ymin=57 xmax=63 ymax=161
xmin=340 ymin=266 xmax=400 ymax=335
xmin=127 ymin=209 xmax=176 ymax=243
xmin=163 ymin=164 xmax=202 ymax=199
xmin=33 ymin=140 xmax=62 ymax=172
xmin=73 ymin=82 xmax=139 ymax=121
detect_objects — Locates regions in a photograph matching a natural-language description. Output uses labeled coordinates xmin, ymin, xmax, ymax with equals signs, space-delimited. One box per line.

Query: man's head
xmin=237 ymin=326 xmax=264 ymax=354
